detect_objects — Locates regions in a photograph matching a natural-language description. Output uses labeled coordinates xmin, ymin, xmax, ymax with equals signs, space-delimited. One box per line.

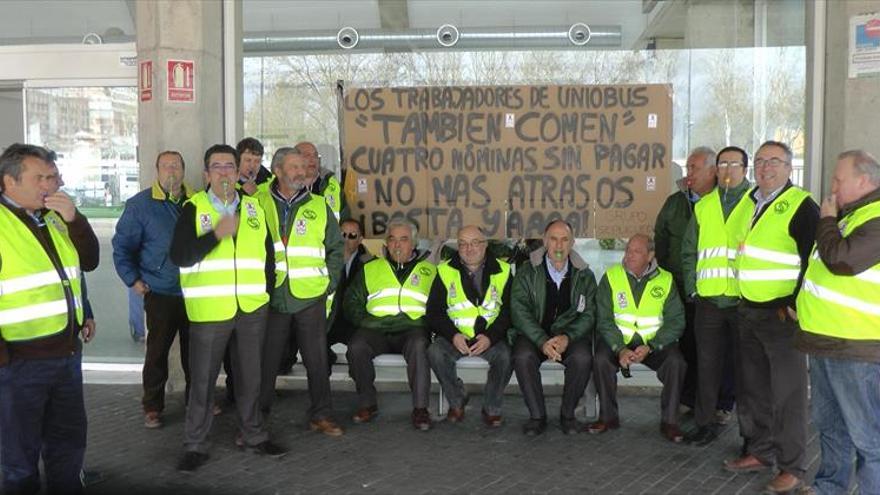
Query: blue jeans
xmin=128 ymin=287 xmax=146 ymax=339
xmin=810 ymin=356 xmax=880 ymax=495
xmin=0 ymin=352 xmax=87 ymax=495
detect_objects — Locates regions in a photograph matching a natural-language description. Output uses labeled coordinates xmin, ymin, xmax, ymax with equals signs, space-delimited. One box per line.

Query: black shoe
xmin=250 ymin=440 xmax=288 ymax=458
xmin=685 ymin=425 xmax=719 ymax=446
xmin=522 ymin=417 xmax=547 ymax=436
xmin=560 ymin=416 xmax=579 ymax=435
xmin=177 ymin=452 xmax=209 ymax=472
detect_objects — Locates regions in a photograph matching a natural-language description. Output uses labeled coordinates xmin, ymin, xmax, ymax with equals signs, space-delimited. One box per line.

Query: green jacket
xmin=597 ymin=260 xmax=685 ymax=353
xmin=262 ymin=181 xmax=344 ymax=314
xmin=682 ymin=179 xmax=751 ymax=309
xmin=344 ymin=250 xmax=432 ymax=334
xmin=654 ymin=182 xmax=695 ymax=290
xmin=508 ymin=247 xmax=597 ymax=348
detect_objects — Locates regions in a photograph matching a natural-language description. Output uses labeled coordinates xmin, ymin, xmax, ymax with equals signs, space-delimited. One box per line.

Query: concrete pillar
xmin=821 ymin=0 xmax=880 ymax=191
xmin=136 ymin=0 xmax=224 ymax=190
xmin=135 ymin=0 xmax=225 ymax=394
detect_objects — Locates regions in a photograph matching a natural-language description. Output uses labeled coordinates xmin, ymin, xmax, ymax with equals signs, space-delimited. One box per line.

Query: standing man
xmin=255 ymin=147 xmax=344 ymax=436
xmin=0 ymin=143 xmax=99 ymax=494
xmin=510 ymin=220 xmax=598 ymax=436
xmin=723 ymin=141 xmax=818 ymax=494
xmin=237 ymin=137 xmax=272 ymax=196
xmin=427 ymin=225 xmax=513 ymax=427
xmin=682 ymin=146 xmax=752 ymax=446
xmin=593 ymin=234 xmax=687 ymax=442
xmin=344 ymin=218 xmax=436 ymax=431
xmin=796 ymin=150 xmax=880 ymax=495
xmin=113 ymin=150 xmax=192 ymax=429
xmin=170 ymin=144 xmax=285 ymax=472
xmin=654 ymin=146 xmax=720 ymax=414
xmin=295 ymin=141 xmax=345 ymax=221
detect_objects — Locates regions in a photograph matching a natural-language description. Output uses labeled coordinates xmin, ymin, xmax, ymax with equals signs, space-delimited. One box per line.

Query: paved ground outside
xmin=62 ymin=385 xmax=820 ymax=495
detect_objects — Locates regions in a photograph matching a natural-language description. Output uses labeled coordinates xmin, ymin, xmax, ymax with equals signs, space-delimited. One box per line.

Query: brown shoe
xmin=660 ymin=422 xmax=684 ymax=443
xmin=583 ymin=418 xmax=620 ymax=434
xmin=352 ymin=405 xmax=378 ymax=424
xmin=723 ymin=455 xmax=771 ymax=473
xmin=309 ymin=418 xmax=344 ymax=437
xmin=764 ymin=472 xmax=802 ymax=493
xmin=144 ymin=411 xmax=162 ymax=429
xmin=411 ymin=408 xmax=432 ymax=431
xmin=446 ymin=407 xmax=465 ymax=423
xmin=481 ymin=409 xmax=503 ymax=428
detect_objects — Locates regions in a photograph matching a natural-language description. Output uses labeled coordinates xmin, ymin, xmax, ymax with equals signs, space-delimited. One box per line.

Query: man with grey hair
xmin=344 ymin=218 xmax=437 ymax=430
xmin=654 ymin=146 xmax=718 ymax=414
xmin=795 ymin=149 xmax=880 ymax=494
xmin=254 ymin=147 xmax=344 ymax=436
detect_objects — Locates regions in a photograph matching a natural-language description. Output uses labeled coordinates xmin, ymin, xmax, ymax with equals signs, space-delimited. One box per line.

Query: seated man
xmin=510 ymin=220 xmax=598 ymax=436
xmin=427 ymin=225 xmax=513 ymax=427
xmin=592 ymin=234 xmax=687 ymax=443
xmin=344 ymin=218 xmax=437 ymax=430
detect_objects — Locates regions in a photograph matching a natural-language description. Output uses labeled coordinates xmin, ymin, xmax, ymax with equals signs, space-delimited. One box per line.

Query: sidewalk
xmin=74 ymin=384 xmax=818 ymax=495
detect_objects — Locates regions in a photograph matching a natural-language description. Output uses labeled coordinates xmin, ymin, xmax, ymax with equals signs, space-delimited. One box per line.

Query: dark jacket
xmin=237 ymin=166 xmax=273 ymax=196
xmin=328 ymin=244 xmax=373 ymax=328
xmin=741 ymin=181 xmax=820 ymax=310
xmin=795 ymin=187 xmax=880 ymax=363
xmin=596 ymin=260 xmax=685 ymax=354
xmin=0 ymin=198 xmax=99 ymax=364
xmin=310 ymin=167 xmax=348 ymax=220
xmin=169 ymin=194 xmax=275 ymax=294
xmin=344 ymin=250 xmax=433 ymax=334
xmin=112 ymin=182 xmax=190 ymax=296
xmin=426 ymin=253 xmax=512 ymax=345
xmin=508 ymin=247 xmax=597 ymax=347
xmin=681 ymin=179 xmax=752 ymax=308
xmin=654 ymin=180 xmax=696 ymax=291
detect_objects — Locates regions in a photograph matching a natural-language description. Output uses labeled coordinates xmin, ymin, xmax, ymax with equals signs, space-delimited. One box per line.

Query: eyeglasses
xmin=717 ymin=161 xmax=744 ymax=168
xmin=342 ymin=232 xmax=359 ymax=239
xmin=754 ymin=157 xmax=788 ymax=168
xmin=457 ymin=239 xmax=487 ymax=250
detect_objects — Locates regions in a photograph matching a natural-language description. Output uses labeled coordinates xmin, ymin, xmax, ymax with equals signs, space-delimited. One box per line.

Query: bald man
xmin=426 ymin=226 xmax=513 ymax=427
xmin=295 ymin=142 xmax=345 ymax=221
xmin=592 ymin=234 xmax=687 ymax=442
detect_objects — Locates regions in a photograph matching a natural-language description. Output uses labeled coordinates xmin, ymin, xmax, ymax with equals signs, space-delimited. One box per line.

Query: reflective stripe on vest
xmin=737 ymin=187 xmax=811 ymax=302
xmin=364 ymin=258 xmax=436 ymax=319
xmin=797 ymin=200 xmax=880 ymax=340
xmin=437 ymin=259 xmax=510 ymax=338
xmin=179 ymin=192 xmax=269 ymax=322
xmin=0 ymin=207 xmax=83 ymax=341
xmin=694 ymin=187 xmax=754 ymax=297
xmin=606 ymin=264 xmax=672 ymax=345
xmin=256 ymin=189 xmax=330 ymax=299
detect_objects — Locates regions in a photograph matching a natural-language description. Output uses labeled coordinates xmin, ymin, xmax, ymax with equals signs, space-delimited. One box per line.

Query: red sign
xmin=167 ymin=60 xmax=195 ymax=103
xmin=866 ymin=19 xmax=880 ymax=38
xmin=139 ymin=60 xmax=152 ymax=102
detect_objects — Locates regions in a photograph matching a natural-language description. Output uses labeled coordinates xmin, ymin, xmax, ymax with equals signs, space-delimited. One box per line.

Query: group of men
xmin=1 ymin=137 xmax=879 ymax=495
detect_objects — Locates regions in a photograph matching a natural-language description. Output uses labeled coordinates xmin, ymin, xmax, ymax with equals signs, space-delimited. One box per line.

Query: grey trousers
xmin=594 ymin=340 xmax=687 ymax=425
xmin=737 ymin=306 xmax=807 ymax=477
xmin=346 ymin=327 xmax=430 ymax=409
xmin=693 ymin=300 xmax=744 ymax=428
xmin=427 ymin=337 xmax=513 ymax=415
xmin=512 ymin=335 xmax=593 ymax=420
xmin=260 ymin=299 xmax=332 ymax=420
xmin=184 ymin=305 xmax=269 ymax=453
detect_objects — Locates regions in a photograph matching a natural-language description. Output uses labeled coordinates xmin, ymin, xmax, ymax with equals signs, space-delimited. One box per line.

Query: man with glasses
xmin=0 ymin=143 xmax=99 ymax=494
xmin=682 ymin=146 xmax=752 ymax=447
xmin=113 ymin=151 xmax=192 ymax=430
xmin=654 ymin=147 xmax=719 ymax=416
xmin=510 ymin=220 xmax=599 ymax=436
xmin=326 ymin=219 xmax=373 ymax=359
xmin=255 ymin=147 xmax=344 ymax=437
xmin=722 ymin=141 xmax=818 ymax=494
xmin=427 ymin=225 xmax=513 ymax=427
xmin=170 ymin=144 xmax=286 ymax=472
xmin=344 ymin=218 xmax=436 ymax=430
